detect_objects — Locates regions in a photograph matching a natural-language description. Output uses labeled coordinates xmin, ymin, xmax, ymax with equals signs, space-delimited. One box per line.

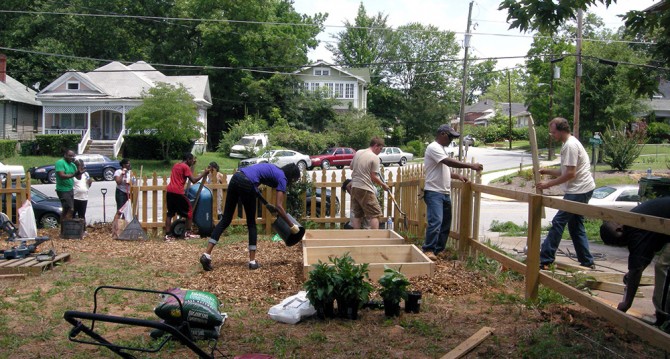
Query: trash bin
xmin=638 ymin=176 xmax=670 ymax=202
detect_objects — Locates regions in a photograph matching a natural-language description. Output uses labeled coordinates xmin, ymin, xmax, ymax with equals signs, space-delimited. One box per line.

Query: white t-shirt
xmin=350 ymin=148 xmax=380 ymax=193
xmin=424 ymin=141 xmax=452 ymax=194
xmin=73 ymin=172 xmax=90 ymax=200
xmin=114 ymin=169 xmax=131 ymax=193
xmin=560 ymin=136 xmax=596 ymax=194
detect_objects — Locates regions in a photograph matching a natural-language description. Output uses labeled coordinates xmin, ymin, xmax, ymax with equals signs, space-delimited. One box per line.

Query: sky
xmin=292 ymin=0 xmax=658 ymax=70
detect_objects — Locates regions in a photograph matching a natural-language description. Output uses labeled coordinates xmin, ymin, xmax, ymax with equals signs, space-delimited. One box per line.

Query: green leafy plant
xmin=304 ymin=261 xmax=337 ymax=318
xmin=601 ymin=127 xmax=645 ymax=171
xmin=378 ymin=266 xmax=410 ymax=305
xmin=331 ymin=253 xmax=373 ymax=308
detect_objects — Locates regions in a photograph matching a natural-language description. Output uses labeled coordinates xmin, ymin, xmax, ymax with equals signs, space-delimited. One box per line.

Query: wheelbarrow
xmin=171 ymin=182 xmax=214 ymax=238
xmin=63 ymin=286 xmax=220 ymax=359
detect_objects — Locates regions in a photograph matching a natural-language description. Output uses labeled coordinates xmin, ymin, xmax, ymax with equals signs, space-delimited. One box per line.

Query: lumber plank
xmin=441 ymin=326 xmax=495 ymax=359
xmin=587 ymin=272 xmax=654 ymax=286
xmin=0 ymin=274 xmax=27 ymax=279
xmin=585 ymin=280 xmax=643 ymax=297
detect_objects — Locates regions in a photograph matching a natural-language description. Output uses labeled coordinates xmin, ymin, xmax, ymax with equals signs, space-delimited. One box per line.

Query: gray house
xmin=294 ymin=60 xmax=370 ymax=113
xmin=458 ymin=99 xmax=530 ymax=128
xmin=0 ymin=54 xmax=41 ymax=141
xmin=36 ymin=61 xmax=212 ymax=157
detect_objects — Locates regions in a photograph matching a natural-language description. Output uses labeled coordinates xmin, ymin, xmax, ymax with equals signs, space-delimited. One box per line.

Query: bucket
xmin=61 ymin=219 xmax=84 ymax=239
xmin=405 ymin=291 xmax=422 ymax=313
xmin=271 ymin=213 xmax=305 ymax=246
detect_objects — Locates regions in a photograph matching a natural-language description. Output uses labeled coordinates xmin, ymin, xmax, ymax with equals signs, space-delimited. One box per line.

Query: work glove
xmin=266 ymin=204 xmax=279 ymax=215
xmin=290 ymin=224 xmax=300 ymax=234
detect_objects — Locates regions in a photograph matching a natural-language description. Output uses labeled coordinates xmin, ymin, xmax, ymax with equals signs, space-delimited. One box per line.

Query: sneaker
xmin=200 ymin=254 xmax=213 ymax=271
xmin=424 ymin=251 xmax=438 ymax=261
xmin=580 ymin=263 xmax=596 ymax=270
xmin=248 ymin=261 xmax=261 ymax=270
xmin=164 ymin=234 xmax=176 ymax=241
xmin=185 ymin=231 xmax=199 ymax=239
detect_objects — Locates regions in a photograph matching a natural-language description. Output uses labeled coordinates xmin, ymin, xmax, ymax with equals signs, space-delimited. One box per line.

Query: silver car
xmin=588 ymin=184 xmax=640 ymax=211
xmin=378 ymin=147 xmax=414 ymax=167
xmin=238 ymin=149 xmax=312 ymax=172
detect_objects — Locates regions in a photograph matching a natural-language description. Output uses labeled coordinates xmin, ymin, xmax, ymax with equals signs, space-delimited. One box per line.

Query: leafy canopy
xmin=126 ymin=82 xmax=201 ymax=161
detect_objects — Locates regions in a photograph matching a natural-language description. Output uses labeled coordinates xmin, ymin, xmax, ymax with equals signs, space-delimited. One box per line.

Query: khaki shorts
xmin=351 ymin=187 xmax=382 ymax=219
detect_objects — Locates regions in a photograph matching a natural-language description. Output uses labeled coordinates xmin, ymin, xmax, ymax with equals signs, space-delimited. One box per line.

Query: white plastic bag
xmin=267 ymin=291 xmax=316 ymax=324
xmin=119 ymin=199 xmax=134 ymax=221
xmin=18 ymin=200 xmax=37 ymax=238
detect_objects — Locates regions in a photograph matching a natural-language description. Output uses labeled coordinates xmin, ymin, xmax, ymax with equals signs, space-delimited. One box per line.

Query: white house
xmin=294 ymin=60 xmax=370 ymax=113
xmin=36 ymin=61 xmax=212 ymax=157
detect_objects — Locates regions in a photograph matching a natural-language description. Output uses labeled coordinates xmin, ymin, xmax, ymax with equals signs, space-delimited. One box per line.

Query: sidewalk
xmin=479 ymin=157 xmax=561 ymax=201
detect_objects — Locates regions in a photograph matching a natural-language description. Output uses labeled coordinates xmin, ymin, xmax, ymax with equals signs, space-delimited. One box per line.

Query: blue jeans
xmin=423 ymin=190 xmax=451 ymax=255
xmin=540 ymin=191 xmax=594 ymax=267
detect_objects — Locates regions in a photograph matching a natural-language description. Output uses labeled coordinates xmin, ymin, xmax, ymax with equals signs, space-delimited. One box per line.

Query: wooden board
xmin=303 ymin=237 xmax=405 ymax=247
xmin=585 ymin=280 xmax=644 ymax=297
xmin=586 ymin=272 xmax=654 ymax=286
xmin=303 ymin=245 xmax=434 ymax=280
xmin=0 ymin=253 xmax=71 ymax=276
xmin=441 ymin=326 xmax=495 ymax=359
xmin=304 ymin=229 xmax=403 ymax=240
xmin=527 ymin=115 xmax=545 ymax=218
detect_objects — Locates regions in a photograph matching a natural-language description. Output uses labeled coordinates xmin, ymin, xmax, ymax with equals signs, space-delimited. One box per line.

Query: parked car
xmin=1 ymin=187 xmax=62 ymax=228
xmin=443 ymin=141 xmax=459 ymax=156
xmin=29 ymin=154 xmax=122 ymax=184
xmin=378 ymin=147 xmax=414 ymax=167
xmin=588 ymin=184 xmax=640 ymax=211
xmin=463 ymin=134 xmax=476 ymax=147
xmin=0 ymin=161 xmax=26 ymax=182
xmin=309 ymin=147 xmax=356 ymax=170
xmin=305 ymin=187 xmax=340 ymax=217
xmin=229 ymin=133 xmax=269 ymax=159
xmin=238 ymin=149 xmax=311 ymax=172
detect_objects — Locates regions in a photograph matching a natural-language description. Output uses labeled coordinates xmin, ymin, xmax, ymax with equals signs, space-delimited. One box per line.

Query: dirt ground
xmin=0 ymin=219 xmax=666 ymax=358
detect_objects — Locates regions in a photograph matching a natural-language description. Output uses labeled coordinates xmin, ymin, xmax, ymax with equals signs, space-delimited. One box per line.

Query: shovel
xmin=386 ymin=189 xmax=408 ymax=231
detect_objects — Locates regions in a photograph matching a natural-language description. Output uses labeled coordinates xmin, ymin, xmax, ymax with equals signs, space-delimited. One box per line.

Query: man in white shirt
xmin=350 ymin=137 xmax=390 ymax=229
xmin=423 ymin=124 xmax=483 ymax=261
xmin=537 ymin=117 xmax=596 ymax=269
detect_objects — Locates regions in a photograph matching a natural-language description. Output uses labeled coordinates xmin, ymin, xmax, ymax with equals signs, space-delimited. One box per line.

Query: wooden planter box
xmin=303 ymin=229 xmax=405 ymax=247
xmin=303 ymin=244 xmax=434 ymax=280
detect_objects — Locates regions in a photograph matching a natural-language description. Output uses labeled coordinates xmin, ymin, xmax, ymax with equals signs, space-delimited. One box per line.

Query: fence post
xmin=526 ymin=193 xmax=543 ymax=300
xmin=458 ymin=181 xmax=473 ymax=258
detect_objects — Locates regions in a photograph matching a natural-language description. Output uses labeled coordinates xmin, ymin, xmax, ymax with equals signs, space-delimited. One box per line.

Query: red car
xmin=309 ymin=147 xmax=356 ymax=170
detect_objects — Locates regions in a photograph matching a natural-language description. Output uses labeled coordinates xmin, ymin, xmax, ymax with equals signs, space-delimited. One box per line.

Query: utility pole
xmin=458 ymin=1 xmax=474 ymax=161
xmin=508 ymin=69 xmax=512 ymax=150
xmin=573 ymin=9 xmax=583 ymax=140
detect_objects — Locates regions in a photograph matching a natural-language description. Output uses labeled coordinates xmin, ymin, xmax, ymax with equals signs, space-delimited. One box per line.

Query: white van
xmin=229 ymin=133 xmax=269 ymax=159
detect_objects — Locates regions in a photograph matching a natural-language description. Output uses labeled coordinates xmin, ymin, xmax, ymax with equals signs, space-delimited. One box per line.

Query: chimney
xmin=0 ymin=54 xmax=6 ymax=83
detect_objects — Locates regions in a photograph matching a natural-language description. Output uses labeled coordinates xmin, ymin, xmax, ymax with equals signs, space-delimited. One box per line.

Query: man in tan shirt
xmin=349 ymin=137 xmax=390 ymax=229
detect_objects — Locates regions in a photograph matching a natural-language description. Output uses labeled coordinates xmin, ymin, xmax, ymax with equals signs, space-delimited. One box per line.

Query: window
xmin=345 ymin=84 xmax=354 ymax=99
xmin=344 ymin=148 xmax=354 ymax=154
xmin=33 ymin=111 xmax=38 ymax=132
xmin=325 ymin=83 xmax=334 ymax=97
xmin=335 ymin=149 xmax=343 ymax=155
xmin=59 ymin=113 xmax=86 ymax=128
xmin=310 ymin=83 xmax=320 ymax=92
xmin=11 ymin=103 xmax=18 ymax=131
xmin=66 ymin=81 xmax=80 ymax=91
xmin=617 ymin=190 xmax=640 ymax=202
xmin=314 ymin=68 xmax=330 ymax=76
xmin=334 ymin=83 xmax=344 ymax=98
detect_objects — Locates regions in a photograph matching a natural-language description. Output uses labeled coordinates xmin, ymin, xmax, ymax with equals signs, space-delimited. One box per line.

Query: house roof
xmin=465 ymin=99 xmax=528 ymax=117
xmin=0 ymin=75 xmax=40 ymax=106
xmin=296 ymin=60 xmax=371 ymax=84
xmin=38 ymin=61 xmax=212 ymax=107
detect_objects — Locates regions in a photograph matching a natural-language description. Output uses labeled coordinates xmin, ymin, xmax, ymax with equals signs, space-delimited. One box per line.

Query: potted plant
xmin=304 ymin=260 xmax=336 ymax=319
xmin=331 ymin=253 xmax=373 ymax=320
xmin=378 ymin=266 xmax=410 ymax=317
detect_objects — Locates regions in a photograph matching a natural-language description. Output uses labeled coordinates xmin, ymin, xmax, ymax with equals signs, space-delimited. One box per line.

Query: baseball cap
xmin=437 ymin=124 xmax=460 ymax=138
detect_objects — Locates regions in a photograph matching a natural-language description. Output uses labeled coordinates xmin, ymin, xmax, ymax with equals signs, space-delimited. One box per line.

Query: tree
xmin=467 ymin=59 xmax=501 ymax=104
xmin=126 ymin=83 xmax=201 ymax=161
xmin=326 ymin=2 xmax=390 ymax=84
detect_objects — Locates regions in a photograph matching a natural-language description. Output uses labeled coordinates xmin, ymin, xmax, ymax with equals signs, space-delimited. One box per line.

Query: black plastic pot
xmin=337 ymin=298 xmax=360 ymax=320
xmin=272 ymin=213 xmax=305 ymax=246
xmin=405 ymin=291 xmax=422 ymax=313
xmin=383 ymin=299 xmax=401 ymax=317
xmin=316 ymin=299 xmax=335 ymax=319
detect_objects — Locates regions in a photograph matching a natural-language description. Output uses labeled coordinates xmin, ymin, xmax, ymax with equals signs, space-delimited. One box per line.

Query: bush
xmin=19 ymin=140 xmax=38 ymax=156
xmin=647 ymin=122 xmax=670 ymax=144
xmin=270 ymin=118 xmax=335 ymax=155
xmin=601 ymin=127 xmax=645 ymax=171
xmin=122 ymin=135 xmax=194 ymax=160
xmin=404 ymin=140 xmax=426 ymax=158
xmin=35 ymin=134 xmax=80 ymax=156
xmin=0 ymin=140 xmax=18 ymax=159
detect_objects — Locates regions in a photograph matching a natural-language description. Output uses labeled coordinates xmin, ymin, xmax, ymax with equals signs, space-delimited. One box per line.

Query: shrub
xmin=216 ymin=116 xmax=268 ymax=156
xmin=601 ymin=127 xmax=645 ymax=171
xmin=0 ymin=140 xmax=18 ymax=159
xmin=404 ymin=140 xmax=425 ymax=157
xmin=35 ymin=134 xmax=80 ymax=156
xmin=647 ymin=122 xmax=670 ymax=144
xmin=122 ymin=135 xmax=193 ymax=160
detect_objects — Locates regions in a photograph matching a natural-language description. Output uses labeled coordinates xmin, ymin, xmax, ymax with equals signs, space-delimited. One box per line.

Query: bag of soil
xmin=154 ymin=288 xmax=223 ymax=328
